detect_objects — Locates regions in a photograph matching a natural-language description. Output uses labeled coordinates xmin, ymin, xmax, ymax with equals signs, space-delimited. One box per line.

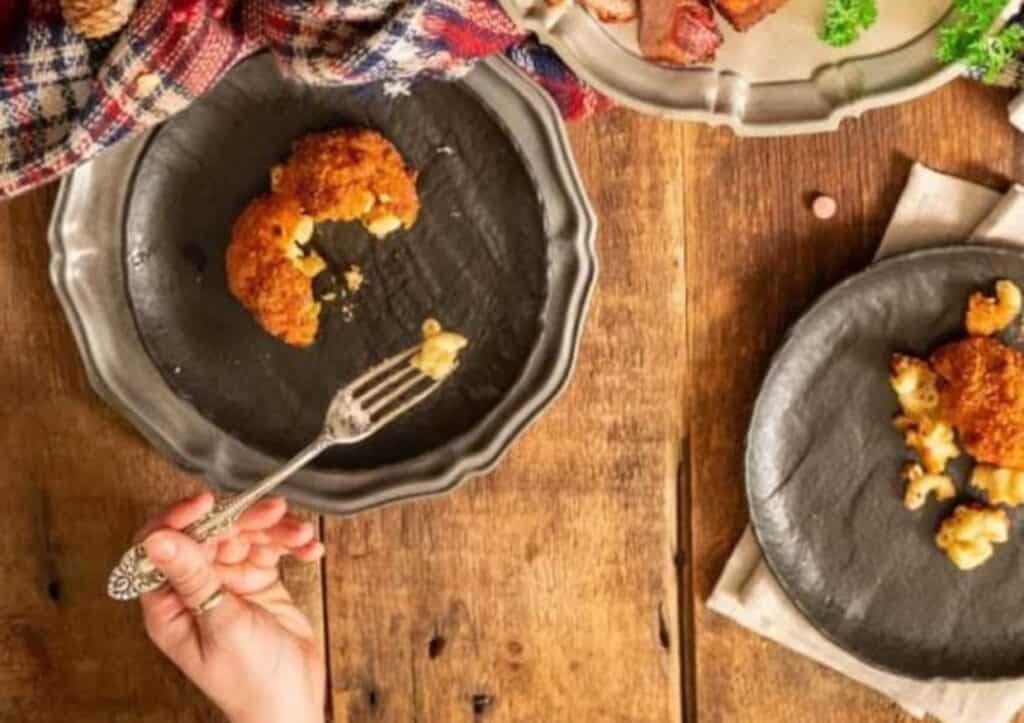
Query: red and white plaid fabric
xmin=0 ymin=0 xmax=610 ymax=199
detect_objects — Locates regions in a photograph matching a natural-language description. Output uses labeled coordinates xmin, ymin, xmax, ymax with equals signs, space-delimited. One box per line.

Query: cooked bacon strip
xmin=640 ymin=0 xmax=722 ymax=66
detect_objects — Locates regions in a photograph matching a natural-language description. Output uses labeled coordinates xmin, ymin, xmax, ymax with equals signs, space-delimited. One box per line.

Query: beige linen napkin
xmin=708 ymin=163 xmax=1024 ymax=723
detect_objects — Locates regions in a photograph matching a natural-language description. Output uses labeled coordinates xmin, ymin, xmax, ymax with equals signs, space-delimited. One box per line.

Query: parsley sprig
xmin=937 ymin=0 xmax=1024 ymax=83
xmin=821 ymin=0 xmax=879 ymax=48
xmin=819 ymin=0 xmax=1024 ymax=85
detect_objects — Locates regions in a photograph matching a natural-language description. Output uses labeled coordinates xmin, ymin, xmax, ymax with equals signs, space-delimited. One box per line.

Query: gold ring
xmin=191 ymin=589 xmax=225 ymax=616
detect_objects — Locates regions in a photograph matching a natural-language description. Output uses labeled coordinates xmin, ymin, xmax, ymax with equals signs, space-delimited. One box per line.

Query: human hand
xmin=137 ymin=492 xmax=326 ymax=723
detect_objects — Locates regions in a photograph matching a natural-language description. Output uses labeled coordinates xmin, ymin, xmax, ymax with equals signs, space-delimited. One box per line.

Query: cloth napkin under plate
xmin=0 ymin=0 xmax=608 ymax=200
xmin=709 ymin=162 xmax=1024 ymax=723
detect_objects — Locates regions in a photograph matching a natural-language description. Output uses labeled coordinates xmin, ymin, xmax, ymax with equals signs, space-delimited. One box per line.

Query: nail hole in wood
xmin=472 ymin=693 xmax=493 ymax=716
xmin=673 ymin=548 xmax=685 ymax=570
xmin=428 ymin=634 xmax=446 ymax=659
xmin=47 ymin=580 xmax=62 ymax=602
xmin=657 ymin=604 xmax=670 ymax=652
xmin=367 ymin=688 xmax=379 ymax=710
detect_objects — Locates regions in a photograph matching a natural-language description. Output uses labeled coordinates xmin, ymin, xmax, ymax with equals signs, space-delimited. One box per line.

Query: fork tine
xmin=358 ymin=364 xmax=420 ymax=407
xmin=345 ymin=346 xmax=419 ymax=395
xmin=369 ymin=378 xmax=443 ymax=432
xmin=365 ymin=370 xmax=431 ymax=416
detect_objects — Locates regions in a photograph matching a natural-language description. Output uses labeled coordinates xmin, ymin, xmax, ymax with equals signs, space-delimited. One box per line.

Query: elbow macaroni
xmin=890 ymin=354 xmax=940 ymax=421
xmin=971 ymin=464 xmax=1024 ymax=506
xmin=889 ymin=354 xmax=960 ymax=474
xmin=966 ymin=279 xmax=1022 ymax=337
xmin=935 ymin=505 xmax=1009 ymax=570
xmin=899 ymin=418 xmax=960 ymax=476
xmin=411 ymin=318 xmax=468 ymax=381
xmin=902 ymin=463 xmax=955 ymax=511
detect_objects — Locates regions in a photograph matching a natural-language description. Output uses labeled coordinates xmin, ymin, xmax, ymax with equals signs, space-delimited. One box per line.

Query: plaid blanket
xmin=0 ymin=0 xmax=609 ymax=199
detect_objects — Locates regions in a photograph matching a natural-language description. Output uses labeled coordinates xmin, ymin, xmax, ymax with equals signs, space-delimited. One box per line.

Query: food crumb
xmin=322 ymin=292 xmax=338 ymax=302
xmin=436 ymin=146 xmax=455 ymax=156
xmin=344 ymin=265 xmax=364 ymax=293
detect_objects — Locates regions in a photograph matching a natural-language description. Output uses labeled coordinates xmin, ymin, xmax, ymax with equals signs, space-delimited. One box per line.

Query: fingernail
xmin=145 ymin=534 xmax=177 ymax=561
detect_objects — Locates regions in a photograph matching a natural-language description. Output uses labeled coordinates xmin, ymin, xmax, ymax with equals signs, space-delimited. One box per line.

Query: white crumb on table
xmin=812 ymin=194 xmax=837 ymax=220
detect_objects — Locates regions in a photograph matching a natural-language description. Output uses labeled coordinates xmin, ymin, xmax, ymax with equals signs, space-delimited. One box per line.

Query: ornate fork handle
xmin=107 ymin=498 xmax=239 ymax=601
xmin=107 ymin=438 xmax=330 ymax=601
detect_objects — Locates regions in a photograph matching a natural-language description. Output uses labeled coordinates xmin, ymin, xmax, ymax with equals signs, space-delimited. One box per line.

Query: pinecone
xmin=61 ymin=0 xmax=137 ymax=38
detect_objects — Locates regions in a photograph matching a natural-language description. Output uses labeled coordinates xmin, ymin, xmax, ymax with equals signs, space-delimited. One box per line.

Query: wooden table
xmin=2 ymin=78 xmax=1022 ymax=723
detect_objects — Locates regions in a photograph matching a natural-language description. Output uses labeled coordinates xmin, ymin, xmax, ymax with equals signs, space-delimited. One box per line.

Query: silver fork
xmin=107 ymin=344 xmax=448 ymax=601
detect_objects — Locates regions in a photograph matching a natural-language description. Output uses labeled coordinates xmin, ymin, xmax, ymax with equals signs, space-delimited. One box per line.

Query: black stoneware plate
xmin=747 ymin=244 xmax=1024 ymax=681
xmin=125 ymin=59 xmax=548 ymax=470
xmin=49 ymin=55 xmax=596 ymax=513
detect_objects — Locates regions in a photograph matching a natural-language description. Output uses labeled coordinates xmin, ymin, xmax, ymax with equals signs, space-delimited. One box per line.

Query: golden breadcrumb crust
xmin=226 ymin=194 xmax=321 ymax=347
xmin=272 ymin=128 xmax=419 ymax=238
xmin=932 ymin=336 xmax=1024 ymax=469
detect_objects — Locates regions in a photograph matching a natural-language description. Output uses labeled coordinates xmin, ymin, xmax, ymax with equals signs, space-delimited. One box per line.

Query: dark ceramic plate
xmin=747 ymin=245 xmax=1024 ymax=681
xmin=49 ymin=55 xmax=597 ymax=513
xmin=126 ymin=58 xmax=550 ymax=470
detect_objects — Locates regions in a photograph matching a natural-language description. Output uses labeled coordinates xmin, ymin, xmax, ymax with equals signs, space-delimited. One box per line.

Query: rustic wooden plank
xmin=684 ymin=79 xmax=1024 ymax=723
xmin=0 ymin=186 xmax=326 ymax=723
xmin=323 ymin=110 xmax=689 ymax=723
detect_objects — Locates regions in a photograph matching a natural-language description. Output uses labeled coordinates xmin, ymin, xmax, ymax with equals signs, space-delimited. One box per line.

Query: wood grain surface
xmin=323 ymin=114 xmax=687 ymax=723
xmin=0 ymin=187 xmax=325 ymax=722
xmin=0 ymin=76 xmax=1022 ymax=723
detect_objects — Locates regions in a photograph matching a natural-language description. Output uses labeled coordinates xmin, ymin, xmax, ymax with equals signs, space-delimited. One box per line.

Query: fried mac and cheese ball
xmin=972 ymin=464 xmax=1024 ymax=507
xmin=935 ymin=504 xmax=1009 ymax=570
xmin=966 ymin=279 xmax=1022 ymax=337
xmin=272 ymin=129 xmax=419 ymax=239
xmin=226 ymin=194 xmax=324 ymax=347
xmin=932 ymin=336 xmax=1024 ymax=469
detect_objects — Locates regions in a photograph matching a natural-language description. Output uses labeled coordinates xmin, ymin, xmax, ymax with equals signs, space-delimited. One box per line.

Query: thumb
xmin=144 ymin=529 xmax=236 ymax=620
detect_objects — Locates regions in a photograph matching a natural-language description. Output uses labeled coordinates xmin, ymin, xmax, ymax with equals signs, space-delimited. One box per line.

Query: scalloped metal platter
xmin=48 ymin=55 xmax=597 ymax=514
xmin=501 ymin=0 xmax=1022 ymax=135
